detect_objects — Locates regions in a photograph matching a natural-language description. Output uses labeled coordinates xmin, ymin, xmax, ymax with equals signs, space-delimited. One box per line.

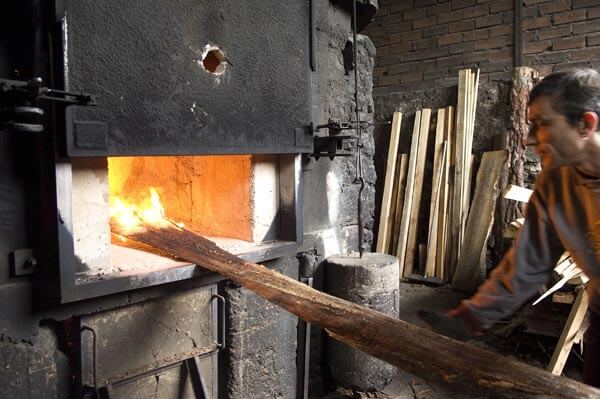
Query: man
xmin=419 ymin=68 xmax=600 ymax=387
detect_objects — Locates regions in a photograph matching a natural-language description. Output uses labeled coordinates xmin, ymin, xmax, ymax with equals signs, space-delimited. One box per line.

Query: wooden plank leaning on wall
xmin=376 ymin=111 xmax=402 ymax=253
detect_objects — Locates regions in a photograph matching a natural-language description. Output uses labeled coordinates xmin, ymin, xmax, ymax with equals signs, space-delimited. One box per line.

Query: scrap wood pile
xmin=377 ymin=68 xmax=507 ymax=290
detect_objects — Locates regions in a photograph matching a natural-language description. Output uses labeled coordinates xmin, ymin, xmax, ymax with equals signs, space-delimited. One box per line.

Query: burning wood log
xmin=110 ymin=200 xmax=599 ymax=398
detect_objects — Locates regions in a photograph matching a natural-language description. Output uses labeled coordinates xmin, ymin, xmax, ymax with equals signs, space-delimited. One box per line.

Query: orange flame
xmin=110 ymin=188 xmax=182 ymax=235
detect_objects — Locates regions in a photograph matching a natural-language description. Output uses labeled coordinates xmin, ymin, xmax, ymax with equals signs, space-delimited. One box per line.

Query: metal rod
xmin=296 ymin=277 xmax=313 ymax=399
xmin=106 ymin=350 xmax=218 ymax=389
xmin=352 ymin=0 xmax=365 ymax=257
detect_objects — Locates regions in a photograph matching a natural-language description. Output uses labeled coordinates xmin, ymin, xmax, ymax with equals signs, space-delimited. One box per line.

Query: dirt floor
xmin=322 ymin=282 xmax=585 ymax=399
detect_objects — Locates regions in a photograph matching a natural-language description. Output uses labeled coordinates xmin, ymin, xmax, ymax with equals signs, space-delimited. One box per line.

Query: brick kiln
xmin=0 ymin=0 xmax=378 ymax=398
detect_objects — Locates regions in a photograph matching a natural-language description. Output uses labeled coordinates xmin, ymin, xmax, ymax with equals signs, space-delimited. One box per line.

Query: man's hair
xmin=529 ymin=68 xmax=600 ymax=127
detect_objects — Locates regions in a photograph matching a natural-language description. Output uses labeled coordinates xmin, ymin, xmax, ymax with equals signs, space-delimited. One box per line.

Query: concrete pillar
xmin=325 ymin=252 xmax=399 ymax=391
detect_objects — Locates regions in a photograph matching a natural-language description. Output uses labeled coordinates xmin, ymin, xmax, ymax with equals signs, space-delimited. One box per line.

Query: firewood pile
xmin=376 ymin=68 xmax=507 ymax=291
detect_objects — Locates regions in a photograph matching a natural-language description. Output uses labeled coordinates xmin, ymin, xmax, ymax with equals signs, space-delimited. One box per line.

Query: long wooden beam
xmin=449 ymin=70 xmax=468 ymax=278
xmin=396 ymin=110 xmax=421 ymax=274
xmin=425 ymin=108 xmax=447 ymax=277
xmin=376 ymin=111 xmax=402 ymax=253
xmin=115 ymin=223 xmax=600 ymax=399
xmin=391 ymin=154 xmax=408 ymax=255
xmin=404 ymin=108 xmax=431 ymax=276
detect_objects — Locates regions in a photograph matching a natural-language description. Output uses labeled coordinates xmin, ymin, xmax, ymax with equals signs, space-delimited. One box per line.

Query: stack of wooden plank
xmin=376 ymin=68 xmax=482 ymax=282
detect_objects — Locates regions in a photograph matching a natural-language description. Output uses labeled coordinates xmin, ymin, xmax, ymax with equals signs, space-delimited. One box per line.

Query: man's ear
xmin=581 ymin=111 xmax=599 ymax=139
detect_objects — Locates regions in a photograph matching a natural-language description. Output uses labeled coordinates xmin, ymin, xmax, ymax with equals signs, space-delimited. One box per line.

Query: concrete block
xmin=325 ymin=252 xmax=399 ymax=391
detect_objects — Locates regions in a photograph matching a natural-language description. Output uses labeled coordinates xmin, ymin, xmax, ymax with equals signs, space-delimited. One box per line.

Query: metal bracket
xmin=312 ymin=120 xmax=355 ymax=160
xmin=312 ymin=119 xmax=386 ymax=160
xmin=10 ymin=248 xmax=36 ymax=277
xmin=0 ymin=77 xmax=95 ymax=106
xmin=0 ymin=77 xmax=95 ymax=133
xmin=294 ymin=127 xmax=312 ymax=149
xmin=312 ymin=135 xmax=355 ymax=160
xmin=313 ymin=119 xmax=373 ymax=135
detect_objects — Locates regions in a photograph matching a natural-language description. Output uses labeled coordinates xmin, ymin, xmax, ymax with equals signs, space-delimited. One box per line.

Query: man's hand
xmin=417 ymin=309 xmax=474 ymax=341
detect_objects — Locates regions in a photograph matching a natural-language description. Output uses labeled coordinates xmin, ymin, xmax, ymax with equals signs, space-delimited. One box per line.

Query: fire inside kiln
xmin=71 ymin=155 xmax=279 ymax=277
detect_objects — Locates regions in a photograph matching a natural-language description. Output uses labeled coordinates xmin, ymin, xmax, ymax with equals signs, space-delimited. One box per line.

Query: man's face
xmin=527 ymin=96 xmax=585 ymax=169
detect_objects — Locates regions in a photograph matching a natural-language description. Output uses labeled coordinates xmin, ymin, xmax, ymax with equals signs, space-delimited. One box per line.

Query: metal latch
xmin=10 ymin=248 xmax=37 ymax=277
xmin=311 ymin=119 xmax=388 ymax=160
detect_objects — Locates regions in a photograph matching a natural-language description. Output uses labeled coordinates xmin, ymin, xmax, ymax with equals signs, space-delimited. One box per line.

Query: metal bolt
xmin=24 ymin=257 xmax=37 ymax=269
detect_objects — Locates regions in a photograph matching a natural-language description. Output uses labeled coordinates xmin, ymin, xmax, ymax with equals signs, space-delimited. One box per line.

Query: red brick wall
xmin=364 ymin=0 xmax=600 ymax=94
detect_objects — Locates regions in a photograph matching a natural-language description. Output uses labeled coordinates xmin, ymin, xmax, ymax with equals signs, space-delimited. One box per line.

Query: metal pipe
xmin=296 ymin=277 xmax=313 ymax=399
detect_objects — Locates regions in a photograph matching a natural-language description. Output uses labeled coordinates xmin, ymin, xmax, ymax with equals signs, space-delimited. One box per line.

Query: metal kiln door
xmin=61 ymin=0 xmax=312 ymax=156
xmin=78 ymin=286 xmax=220 ymax=398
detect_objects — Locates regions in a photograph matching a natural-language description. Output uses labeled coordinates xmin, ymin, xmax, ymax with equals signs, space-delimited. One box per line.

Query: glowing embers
xmin=199 ymin=45 xmax=226 ymax=76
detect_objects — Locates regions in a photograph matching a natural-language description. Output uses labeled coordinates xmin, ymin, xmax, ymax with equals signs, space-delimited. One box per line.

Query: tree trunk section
xmin=495 ymin=67 xmax=539 ymax=261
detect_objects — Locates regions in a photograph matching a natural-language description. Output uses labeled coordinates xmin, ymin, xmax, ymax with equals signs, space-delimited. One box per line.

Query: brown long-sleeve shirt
xmin=461 ymin=165 xmax=600 ymax=328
